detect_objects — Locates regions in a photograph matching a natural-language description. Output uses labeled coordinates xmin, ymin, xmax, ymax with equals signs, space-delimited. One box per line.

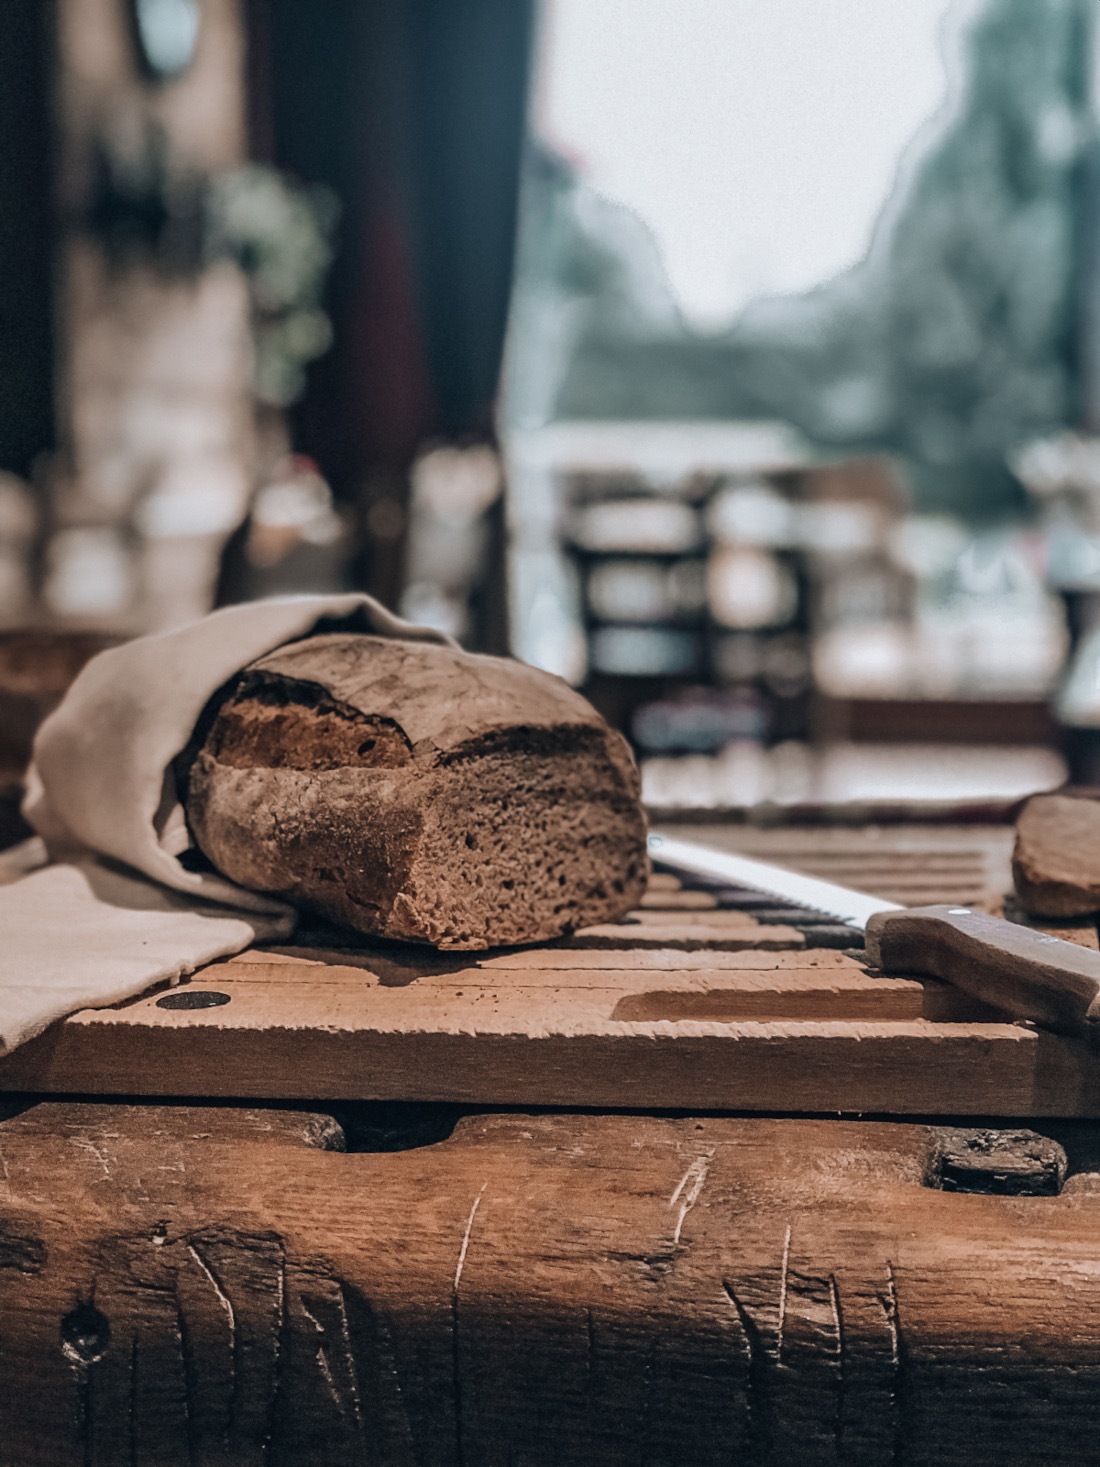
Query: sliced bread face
xmin=183 ymin=633 xmax=647 ymax=948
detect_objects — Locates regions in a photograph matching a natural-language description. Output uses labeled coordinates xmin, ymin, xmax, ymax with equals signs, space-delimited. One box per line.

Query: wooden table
xmin=7 ymin=819 xmax=1100 ymax=1463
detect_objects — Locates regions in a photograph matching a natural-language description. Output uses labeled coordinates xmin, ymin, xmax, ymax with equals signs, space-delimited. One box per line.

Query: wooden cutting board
xmin=4 ymin=838 xmax=1100 ymax=1116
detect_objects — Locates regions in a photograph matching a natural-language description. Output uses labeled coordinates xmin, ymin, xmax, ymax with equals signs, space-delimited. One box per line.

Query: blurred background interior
xmin=3 ymin=0 xmax=1100 ymax=833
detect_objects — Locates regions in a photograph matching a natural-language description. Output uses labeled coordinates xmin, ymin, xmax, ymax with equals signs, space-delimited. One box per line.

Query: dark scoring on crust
xmin=202 ymin=674 xmax=413 ymax=772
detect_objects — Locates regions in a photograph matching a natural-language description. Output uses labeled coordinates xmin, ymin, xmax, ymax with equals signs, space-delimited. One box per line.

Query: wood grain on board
xmin=0 ymin=926 xmax=1096 ymax=1115
xmin=636 ymin=886 xmax=719 ymax=909
xmin=6 ymin=1101 xmax=1100 ymax=1464
xmin=655 ymin=822 xmax=1015 ymax=910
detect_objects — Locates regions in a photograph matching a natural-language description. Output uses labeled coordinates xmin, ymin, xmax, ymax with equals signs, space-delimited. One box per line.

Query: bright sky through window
xmin=537 ymin=0 xmax=960 ymax=331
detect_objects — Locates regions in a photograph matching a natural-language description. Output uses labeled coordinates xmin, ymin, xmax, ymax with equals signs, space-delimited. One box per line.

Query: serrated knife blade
xmin=646 ymin=830 xmax=1100 ymax=1038
xmin=646 ymin=832 xmax=902 ymax=929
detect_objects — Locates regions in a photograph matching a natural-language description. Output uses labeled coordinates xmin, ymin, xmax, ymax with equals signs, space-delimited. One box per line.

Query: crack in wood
xmin=301 ymin=1283 xmax=367 ymax=1439
xmin=882 ymin=1260 xmax=907 ymax=1467
xmin=69 ymin=1136 xmax=111 ymax=1181
xmin=722 ymin=1279 xmax=774 ymax=1464
xmin=346 ymin=1287 xmax=418 ymax=1465
xmin=452 ymin=1183 xmax=488 ymax=1467
xmin=268 ymin=1246 xmax=286 ymax=1459
xmin=450 ymin=1181 xmax=489 ymax=1467
xmin=882 ymin=1262 xmax=900 ymax=1371
xmin=829 ymin=1273 xmax=846 ymax=1461
xmin=668 ymin=1151 xmax=712 ymax=1246
xmin=128 ymin=1334 xmax=138 ymax=1467
xmin=777 ymin=1223 xmax=792 ymax=1364
xmin=300 ymin=1297 xmax=341 ymax=1406
xmin=186 ymin=1241 xmax=237 ymax=1362
xmin=272 ymin=1264 xmax=371 ymax=1463
xmin=453 ymin=1183 xmax=487 ymax=1295
xmin=74 ymin=1227 xmax=300 ymax=1465
xmin=173 ymin=1276 xmax=200 ymax=1466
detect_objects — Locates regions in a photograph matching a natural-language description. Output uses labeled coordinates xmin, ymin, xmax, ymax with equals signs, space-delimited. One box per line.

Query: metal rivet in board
xmin=156 ymin=990 xmax=231 ymax=1010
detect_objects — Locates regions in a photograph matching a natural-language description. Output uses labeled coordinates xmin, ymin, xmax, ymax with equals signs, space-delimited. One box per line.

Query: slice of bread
xmin=1012 ymin=793 xmax=1100 ymax=917
xmin=181 ymin=633 xmax=647 ymax=948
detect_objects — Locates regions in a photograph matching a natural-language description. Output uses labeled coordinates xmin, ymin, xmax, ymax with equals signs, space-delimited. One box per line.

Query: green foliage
xmin=79 ymin=128 xmax=339 ymax=408
xmin=208 ymin=166 xmax=339 ymax=407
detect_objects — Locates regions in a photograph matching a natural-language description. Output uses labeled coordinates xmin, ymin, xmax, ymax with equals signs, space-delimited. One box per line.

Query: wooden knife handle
xmin=865 ymin=905 xmax=1100 ymax=1036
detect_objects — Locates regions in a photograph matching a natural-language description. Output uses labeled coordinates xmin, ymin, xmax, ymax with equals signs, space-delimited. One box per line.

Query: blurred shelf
xmin=816 ymin=695 xmax=1059 ymax=746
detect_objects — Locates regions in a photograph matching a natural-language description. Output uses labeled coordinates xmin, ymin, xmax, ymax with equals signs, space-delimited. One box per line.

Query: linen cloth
xmin=0 ymin=595 xmax=451 ymax=1053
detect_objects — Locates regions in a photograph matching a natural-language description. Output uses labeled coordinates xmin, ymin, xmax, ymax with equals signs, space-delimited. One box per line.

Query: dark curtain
xmin=249 ymin=0 xmax=535 ymax=611
xmin=0 ymin=0 xmax=55 ymax=477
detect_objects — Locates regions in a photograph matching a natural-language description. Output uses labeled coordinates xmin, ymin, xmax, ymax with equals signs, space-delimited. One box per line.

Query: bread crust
xmin=1012 ymin=794 xmax=1100 ymax=917
xmin=183 ymin=634 xmax=647 ymax=948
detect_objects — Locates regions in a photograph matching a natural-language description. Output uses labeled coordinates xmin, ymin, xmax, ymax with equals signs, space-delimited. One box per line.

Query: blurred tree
xmin=521 ymin=0 xmax=1093 ymax=521
xmin=502 ymin=143 xmax=683 ymax=430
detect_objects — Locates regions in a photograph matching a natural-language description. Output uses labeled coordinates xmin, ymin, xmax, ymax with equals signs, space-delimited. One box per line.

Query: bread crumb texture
xmin=184 ymin=634 xmax=648 ymax=948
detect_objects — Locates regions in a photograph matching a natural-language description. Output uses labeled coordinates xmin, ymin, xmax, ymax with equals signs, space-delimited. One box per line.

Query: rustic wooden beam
xmin=3 ymin=1102 xmax=1100 ymax=1463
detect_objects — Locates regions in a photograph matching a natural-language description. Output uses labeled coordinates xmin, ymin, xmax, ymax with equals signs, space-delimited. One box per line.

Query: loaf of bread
xmin=180 ymin=633 xmax=647 ymax=948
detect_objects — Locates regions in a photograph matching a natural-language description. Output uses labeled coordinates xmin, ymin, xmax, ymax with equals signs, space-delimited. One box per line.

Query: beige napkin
xmin=0 ymin=595 xmax=451 ymax=1053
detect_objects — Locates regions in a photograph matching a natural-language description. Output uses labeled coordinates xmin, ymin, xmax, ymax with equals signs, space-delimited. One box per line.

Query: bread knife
xmin=647 ymin=831 xmax=1100 ymax=1038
